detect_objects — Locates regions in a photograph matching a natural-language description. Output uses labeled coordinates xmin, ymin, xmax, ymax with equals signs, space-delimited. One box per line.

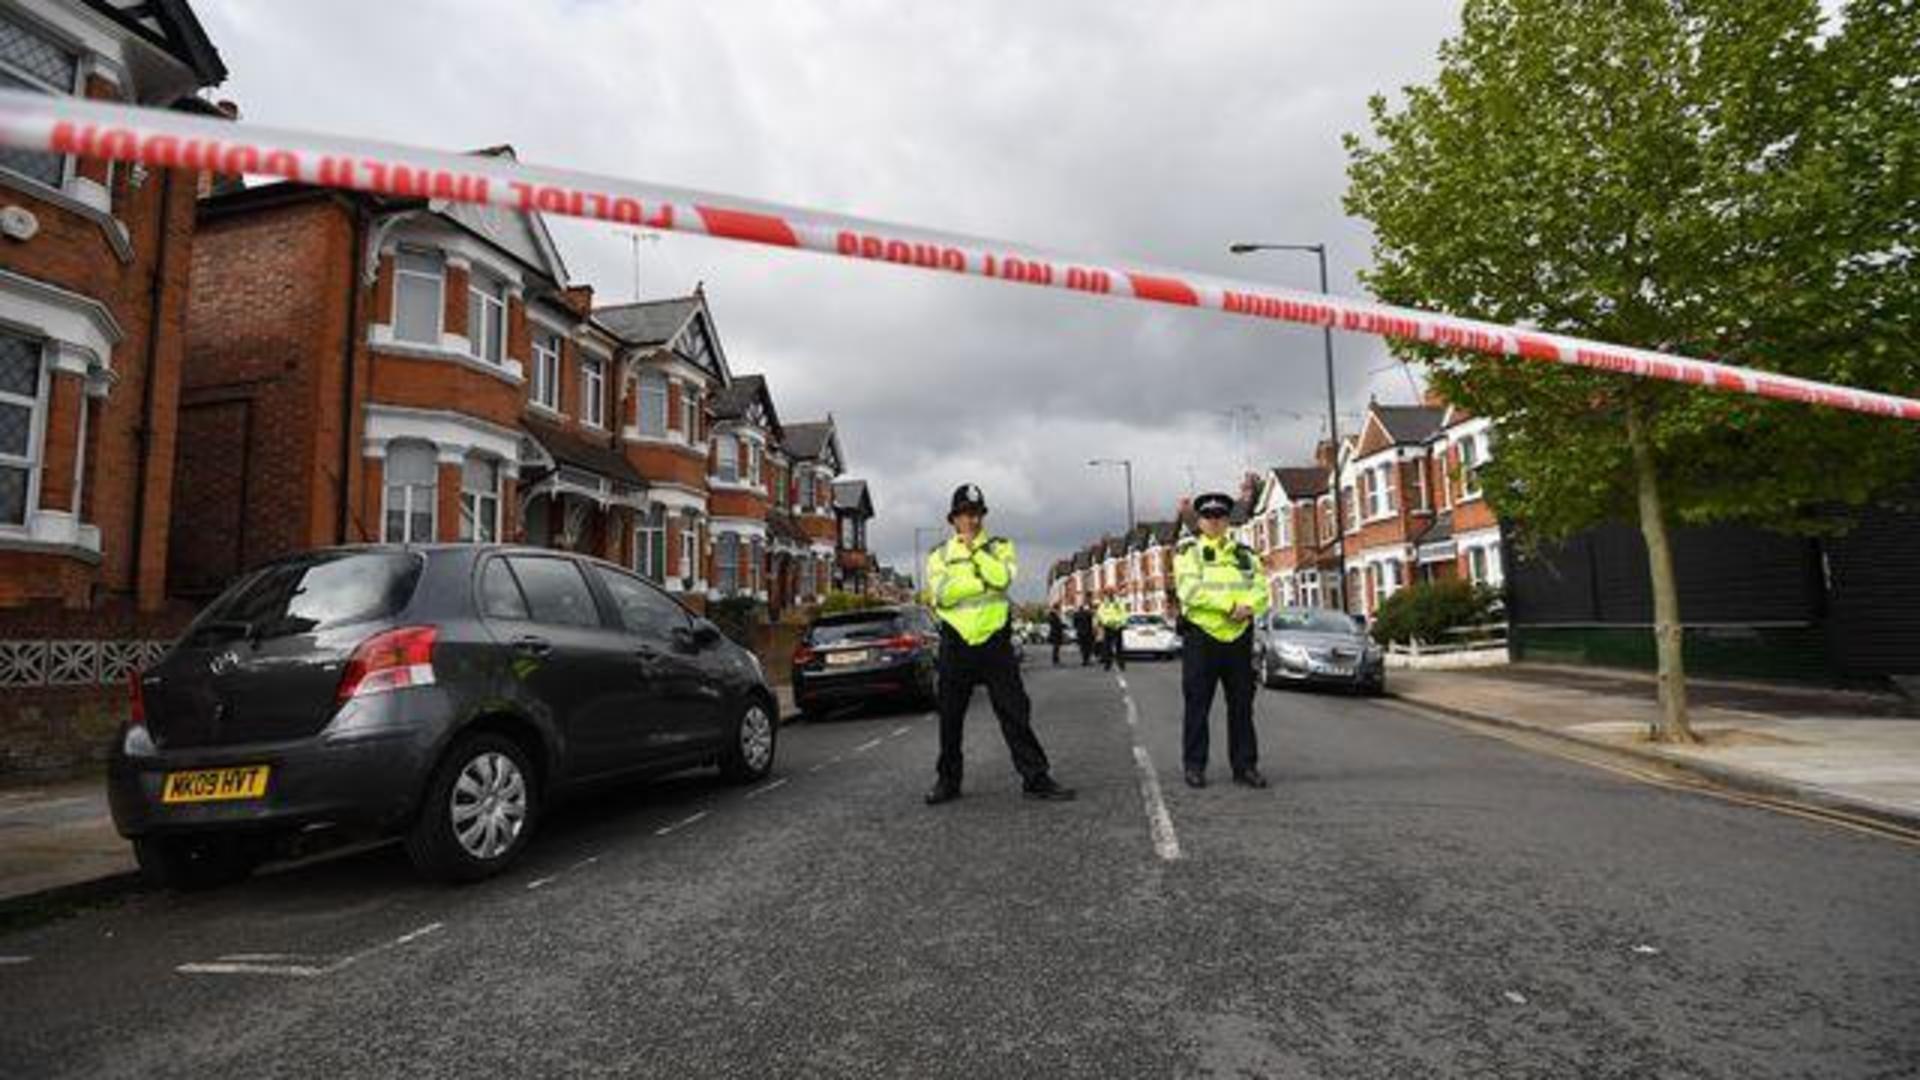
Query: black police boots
xmin=1023 ymin=775 xmax=1077 ymax=801
xmin=925 ymin=781 xmax=961 ymax=805
xmin=1232 ymin=768 xmax=1269 ymax=789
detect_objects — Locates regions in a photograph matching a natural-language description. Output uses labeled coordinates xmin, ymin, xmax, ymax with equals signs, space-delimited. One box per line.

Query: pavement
xmin=1390 ymin=663 xmax=1920 ymax=831
xmin=1 ymin=650 xmax=1916 ymax=1076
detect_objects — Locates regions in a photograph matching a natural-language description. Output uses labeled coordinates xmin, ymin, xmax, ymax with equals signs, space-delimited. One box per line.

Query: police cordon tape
xmin=2 ymin=89 xmax=1915 ymax=423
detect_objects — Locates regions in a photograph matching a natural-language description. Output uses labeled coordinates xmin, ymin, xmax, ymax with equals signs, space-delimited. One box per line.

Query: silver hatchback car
xmin=1251 ymin=607 xmax=1385 ymax=694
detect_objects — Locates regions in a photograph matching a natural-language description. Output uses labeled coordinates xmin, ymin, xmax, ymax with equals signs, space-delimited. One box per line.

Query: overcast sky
xmin=195 ymin=0 xmax=1468 ymax=599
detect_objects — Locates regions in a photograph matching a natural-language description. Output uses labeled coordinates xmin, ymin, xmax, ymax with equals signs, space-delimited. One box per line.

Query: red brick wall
xmin=0 ymin=144 xmax=201 ymax=618
xmin=174 ymin=196 xmax=363 ymax=591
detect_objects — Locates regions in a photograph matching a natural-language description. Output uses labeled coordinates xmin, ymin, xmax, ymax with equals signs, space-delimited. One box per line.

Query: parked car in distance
xmin=1120 ymin=614 xmax=1182 ymax=660
xmin=111 ymin=545 xmax=777 ymax=889
xmin=793 ymin=605 xmax=940 ymax=717
xmin=1252 ymin=607 xmax=1385 ymax=694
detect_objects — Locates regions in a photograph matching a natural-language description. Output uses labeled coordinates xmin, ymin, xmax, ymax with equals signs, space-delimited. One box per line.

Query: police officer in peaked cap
xmin=1174 ymin=491 xmax=1271 ymax=788
xmin=923 ymin=484 xmax=1075 ymax=805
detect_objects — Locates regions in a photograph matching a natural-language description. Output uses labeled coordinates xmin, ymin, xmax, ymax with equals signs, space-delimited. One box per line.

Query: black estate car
xmin=791 ymin=605 xmax=940 ymax=717
xmin=111 ymin=545 xmax=777 ymax=888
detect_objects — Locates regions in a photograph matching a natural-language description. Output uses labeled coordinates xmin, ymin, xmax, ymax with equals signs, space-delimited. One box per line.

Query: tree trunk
xmin=1624 ymin=398 xmax=1696 ymax=744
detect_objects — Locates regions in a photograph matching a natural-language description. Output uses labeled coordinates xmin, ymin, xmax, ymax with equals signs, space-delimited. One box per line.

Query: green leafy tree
xmin=1345 ymin=0 xmax=1919 ymax=741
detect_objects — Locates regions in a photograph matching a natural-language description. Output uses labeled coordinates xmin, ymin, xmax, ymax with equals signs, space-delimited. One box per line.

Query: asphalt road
xmin=2 ymin=649 xmax=1916 ymax=1078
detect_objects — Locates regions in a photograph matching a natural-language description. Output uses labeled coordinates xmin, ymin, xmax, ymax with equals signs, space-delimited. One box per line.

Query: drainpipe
xmin=338 ymin=199 xmax=367 ymax=541
xmin=128 ymin=167 xmax=176 ymax=609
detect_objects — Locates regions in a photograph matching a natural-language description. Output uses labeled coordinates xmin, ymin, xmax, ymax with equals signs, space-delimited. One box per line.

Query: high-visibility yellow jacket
xmin=1097 ymin=599 xmax=1128 ymax=630
xmin=926 ymin=533 xmax=1016 ymax=646
xmin=1174 ymin=533 xmax=1269 ymax=643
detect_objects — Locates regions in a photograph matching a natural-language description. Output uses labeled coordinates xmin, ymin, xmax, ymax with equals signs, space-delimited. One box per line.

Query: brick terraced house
xmin=0 ymin=0 xmax=225 ymax=775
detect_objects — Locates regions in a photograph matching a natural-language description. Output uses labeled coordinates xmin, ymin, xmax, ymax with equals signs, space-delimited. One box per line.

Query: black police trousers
xmin=1101 ymin=627 xmax=1127 ymax=670
xmin=1181 ymin=625 xmax=1258 ymax=773
xmin=936 ymin=624 xmax=1051 ymax=787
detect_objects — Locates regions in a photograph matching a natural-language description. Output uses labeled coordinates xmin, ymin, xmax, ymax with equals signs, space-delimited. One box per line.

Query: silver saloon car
xmin=1252 ymin=607 xmax=1385 ymax=694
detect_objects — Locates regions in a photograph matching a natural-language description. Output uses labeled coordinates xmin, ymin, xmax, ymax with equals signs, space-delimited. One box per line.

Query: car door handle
xmin=633 ymin=644 xmax=664 ymax=663
xmin=511 ymin=635 xmax=553 ymax=657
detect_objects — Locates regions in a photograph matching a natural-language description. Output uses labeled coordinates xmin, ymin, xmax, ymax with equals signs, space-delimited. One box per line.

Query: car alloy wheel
xmin=721 ymin=698 xmax=778 ymax=782
xmin=450 ymin=751 xmax=528 ymax=861
xmin=740 ymin=703 xmax=774 ymax=773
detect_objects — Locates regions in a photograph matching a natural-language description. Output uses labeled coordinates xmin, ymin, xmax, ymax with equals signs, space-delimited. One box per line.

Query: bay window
xmin=468 ymin=271 xmax=506 ymax=364
xmin=0 ymin=330 xmax=43 ymax=527
xmin=458 ymin=455 xmax=500 ymax=542
xmin=383 ymin=441 xmax=437 ymax=542
xmin=581 ymin=356 xmax=605 ymax=428
xmin=0 ymin=13 xmax=79 ymax=190
xmin=531 ymin=331 xmax=561 ymax=410
xmin=393 ymin=249 xmax=444 ymax=345
xmin=639 ymin=371 xmax=668 ymax=436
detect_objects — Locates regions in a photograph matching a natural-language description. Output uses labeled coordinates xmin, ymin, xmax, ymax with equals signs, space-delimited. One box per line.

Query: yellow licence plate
xmin=162 ymin=765 xmax=271 ymax=804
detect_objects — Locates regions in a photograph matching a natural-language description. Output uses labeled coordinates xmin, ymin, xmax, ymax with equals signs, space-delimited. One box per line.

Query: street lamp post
xmin=1227 ymin=241 xmax=1350 ymax=613
xmin=1087 ymin=458 xmax=1135 ymax=532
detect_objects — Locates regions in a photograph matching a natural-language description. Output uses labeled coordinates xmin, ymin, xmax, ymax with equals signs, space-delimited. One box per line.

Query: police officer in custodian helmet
xmin=923 ymin=484 xmax=1076 ymax=805
xmin=1174 ymin=492 xmax=1271 ymax=789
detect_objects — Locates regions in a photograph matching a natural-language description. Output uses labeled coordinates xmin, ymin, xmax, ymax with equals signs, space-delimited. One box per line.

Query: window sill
xmin=0 ymin=513 xmax=103 ymax=561
xmin=369 ymin=332 xmax=527 ymax=385
xmin=527 ymin=401 xmax=565 ymax=421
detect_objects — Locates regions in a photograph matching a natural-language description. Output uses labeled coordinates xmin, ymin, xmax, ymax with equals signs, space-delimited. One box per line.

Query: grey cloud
xmin=196 ymin=0 xmax=1460 ymax=597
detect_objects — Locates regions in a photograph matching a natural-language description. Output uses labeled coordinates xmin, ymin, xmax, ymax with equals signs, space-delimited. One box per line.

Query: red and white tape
xmin=2 ymin=90 xmax=1915 ymax=423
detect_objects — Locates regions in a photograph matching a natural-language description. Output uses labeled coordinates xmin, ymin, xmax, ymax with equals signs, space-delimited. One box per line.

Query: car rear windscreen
xmin=192 ymin=553 xmax=425 ymax=642
xmin=809 ymin=613 xmax=904 ymax=645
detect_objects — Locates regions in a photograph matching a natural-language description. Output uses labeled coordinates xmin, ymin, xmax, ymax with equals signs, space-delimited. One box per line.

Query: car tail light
xmin=336 ymin=625 xmax=439 ymax=705
xmin=793 ymin=643 xmax=818 ymax=667
xmin=127 ymin=670 xmax=146 ymax=729
xmin=879 ymin=634 xmax=922 ymax=654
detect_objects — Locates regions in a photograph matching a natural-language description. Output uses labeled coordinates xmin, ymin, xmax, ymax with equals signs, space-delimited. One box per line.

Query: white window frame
xmin=458 ymin=454 xmax=501 ymax=543
xmin=393 ymin=248 xmax=445 ymax=345
xmin=679 ymin=511 xmax=700 ymax=588
xmin=714 ymin=432 xmax=739 ymax=483
xmin=635 ymin=505 xmax=666 ymax=583
xmin=581 ymin=355 xmax=605 ymax=429
xmin=531 ymin=331 xmax=561 ymax=411
xmin=714 ymin=532 xmax=739 ymax=596
xmin=0 ymin=330 xmax=47 ymax=530
xmin=638 ymin=370 xmax=668 ymax=437
xmin=747 ymin=440 xmax=762 ymax=487
xmin=681 ymin=386 xmax=699 ymax=442
xmin=0 ymin=14 xmax=81 ymax=193
xmin=467 ymin=270 xmax=507 ymax=365
xmin=1458 ymin=436 xmax=1485 ymax=499
xmin=381 ymin=440 xmax=438 ymax=543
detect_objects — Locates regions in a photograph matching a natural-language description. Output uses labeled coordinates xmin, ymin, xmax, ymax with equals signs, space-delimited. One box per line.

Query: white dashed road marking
xmin=654 ymin=810 xmax=709 ymax=837
xmin=177 ymin=922 xmax=444 ymax=979
xmin=853 ymin=738 xmax=883 ymax=754
xmin=744 ymin=778 xmax=789 ymax=800
xmin=525 ymin=876 xmax=556 ymax=891
xmin=891 ymin=725 xmax=910 ymax=737
xmin=1119 ymin=678 xmax=1181 ymax=861
xmin=0 ymin=955 xmax=34 ymax=966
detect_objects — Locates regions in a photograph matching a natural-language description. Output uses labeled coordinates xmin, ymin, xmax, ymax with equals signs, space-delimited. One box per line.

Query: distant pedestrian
xmin=1175 ymin=492 xmax=1270 ymax=789
xmin=923 ymin=484 xmax=1075 ymax=806
xmin=1097 ymin=594 xmax=1129 ymax=671
xmin=1072 ymin=606 xmax=1095 ymax=666
xmin=1047 ymin=609 xmax=1065 ymax=666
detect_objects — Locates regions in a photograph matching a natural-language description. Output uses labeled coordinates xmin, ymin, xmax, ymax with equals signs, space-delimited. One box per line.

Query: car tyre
xmin=1260 ymin=651 xmax=1278 ymax=690
xmin=406 ymin=733 xmax=537 ymax=884
xmin=133 ymin=834 xmax=259 ymax=892
xmin=720 ymin=696 xmax=778 ymax=784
